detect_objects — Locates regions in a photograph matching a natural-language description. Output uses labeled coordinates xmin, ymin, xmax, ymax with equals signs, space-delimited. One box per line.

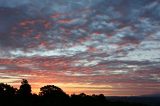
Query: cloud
xmin=10 ymin=45 xmax=88 ymax=57
xmin=0 ymin=0 xmax=160 ymax=96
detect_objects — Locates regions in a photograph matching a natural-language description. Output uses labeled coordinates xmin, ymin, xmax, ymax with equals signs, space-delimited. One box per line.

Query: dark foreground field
xmin=0 ymin=96 xmax=151 ymax=106
xmin=107 ymin=96 xmax=160 ymax=106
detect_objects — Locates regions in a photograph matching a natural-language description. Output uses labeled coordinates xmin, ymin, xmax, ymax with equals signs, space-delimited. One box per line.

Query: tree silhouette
xmin=39 ymin=85 xmax=69 ymax=105
xmin=0 ymin=83 xmax=16 ymax=97
xmin=39 ymin=85 xmax=67 ymax=97
xmin=0 ymin=80 xmax=150 ymax=106
xmin=17 ymin=79 xmax=32 ymax=96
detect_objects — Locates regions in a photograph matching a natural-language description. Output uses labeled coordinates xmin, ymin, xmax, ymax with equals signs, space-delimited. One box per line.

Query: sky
xmin=0 ymin=0 xmax=160 ymax=96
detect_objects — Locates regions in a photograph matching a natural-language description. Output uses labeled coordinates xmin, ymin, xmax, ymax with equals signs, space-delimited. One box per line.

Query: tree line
xmin=0 ymin=79 xmax=147 ymax=106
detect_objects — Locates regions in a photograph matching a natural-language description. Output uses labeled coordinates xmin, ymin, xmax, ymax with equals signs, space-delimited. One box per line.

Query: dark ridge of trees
xmin=0 ymin=79 xmax=148 ymax=106
xmin=0 ymin=83 xmax=17 ymax=97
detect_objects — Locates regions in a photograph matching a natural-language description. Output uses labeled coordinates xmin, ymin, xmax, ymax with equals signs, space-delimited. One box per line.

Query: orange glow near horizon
xmin=10 ymin=81 xmax=113 ymax=95
xmin=4 ymin=79 xmax=159 ymax=96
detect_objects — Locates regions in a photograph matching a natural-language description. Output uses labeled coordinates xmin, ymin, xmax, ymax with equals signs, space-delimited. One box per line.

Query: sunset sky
xmin=0 ymin=0 xmax=160 ymax=96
